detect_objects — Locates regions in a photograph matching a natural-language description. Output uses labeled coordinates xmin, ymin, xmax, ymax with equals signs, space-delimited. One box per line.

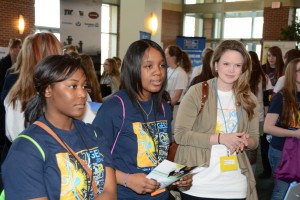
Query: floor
xmin=254 ymin=147 xmax=274 ymax=200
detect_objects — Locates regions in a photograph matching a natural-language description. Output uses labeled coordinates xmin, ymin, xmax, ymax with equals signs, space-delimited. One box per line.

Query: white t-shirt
xmin=273 ymin=75 xmax=285 ymax=93
xmin=182 ymin=90 xmax=247 ymax=199
xmin=166 ymin=66 xmax=188 ymax=103
xmin=190 ymin=65 xmax=203 ymax=84
xmin=4 ymin=94 xmax=95 ymax=142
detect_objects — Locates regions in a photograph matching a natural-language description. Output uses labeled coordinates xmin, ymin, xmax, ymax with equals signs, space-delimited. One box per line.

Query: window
xmin=35 ymin=0 xmax=60 ymax=40
xmin=101 ymin=4 xmax=118 ymax=66
xmin=183 ymin=2 xmax=263 ymax=58
xmin=183 ymin=14 xmax=210 ymax=38
xmin=184 ymin=0 xmax=221 ymax=4
xmin=223 ymin=11 xmax=263 ymax=39
xmin=35 ymin=0 xmax=119 ymax=71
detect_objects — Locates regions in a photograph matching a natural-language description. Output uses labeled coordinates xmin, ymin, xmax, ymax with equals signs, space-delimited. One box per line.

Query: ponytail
xmin=24 ymin=93 xmax=45 ymax=126
xmin=181 ymin=51 xmax=192 ymax=73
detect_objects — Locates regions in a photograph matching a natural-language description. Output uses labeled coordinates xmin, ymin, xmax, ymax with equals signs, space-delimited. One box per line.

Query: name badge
xmin=220 ymin=155 xmax=238 ymax=172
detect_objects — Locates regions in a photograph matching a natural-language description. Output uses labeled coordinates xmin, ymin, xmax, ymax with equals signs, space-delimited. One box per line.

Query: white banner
xmin=60 ymin=0 xmax=102 ymax=54
xmin=0 ymin=47 xmax=8 ymax=59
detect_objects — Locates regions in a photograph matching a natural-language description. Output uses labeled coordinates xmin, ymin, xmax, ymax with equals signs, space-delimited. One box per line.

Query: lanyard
xmin=213 ymin=80 xmax=242 ymax=133
xmin=167 ymin=67 xmax=178 ymax=80
xmin=101 ymin=74 xmax=110 ymax=84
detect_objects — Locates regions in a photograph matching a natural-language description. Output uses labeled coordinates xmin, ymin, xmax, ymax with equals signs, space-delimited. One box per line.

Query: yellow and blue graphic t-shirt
xmin=93 ymin=90 xmax=173 ymax=200
xmin=133 ymin=120 xmax=169 ymax=169
xmin=56 ymin=147 xmax=105 ymax=199
xmin=2 ymin=117 xmax=112 ymax=200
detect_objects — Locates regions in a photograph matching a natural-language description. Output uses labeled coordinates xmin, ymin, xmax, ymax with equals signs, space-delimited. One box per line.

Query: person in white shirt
xmin=5 ymin=33 xmax=97 ymax=143
xmin=165 ymin=45 xmax=192 ymax=136
xmin=273 ymin=49 xmax=300 ymax=93
xmin=4 ymin=33 xmax=62 ymax=142
xmin=190 ymin=47 xmax=214 ymax=83
xmin=174 ymin=40 xmax=259 ymax=200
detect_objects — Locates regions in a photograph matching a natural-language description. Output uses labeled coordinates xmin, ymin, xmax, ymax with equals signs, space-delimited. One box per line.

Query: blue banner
xmin=176 ymin=36 xmax=206 ymax=67
xmin=140 ymin=31 xmax=151 ymax=40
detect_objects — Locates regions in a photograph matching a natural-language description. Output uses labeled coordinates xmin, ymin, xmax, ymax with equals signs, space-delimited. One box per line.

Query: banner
xmin=0 ymin=47 xmax=8 ymax=59
xmin=60 ymin=0 xmax=102 ymax=54
xmin=140 ymin=31 xmax=151 ymax=40
xmin=176 ymin=36 xmax=206 ymax=67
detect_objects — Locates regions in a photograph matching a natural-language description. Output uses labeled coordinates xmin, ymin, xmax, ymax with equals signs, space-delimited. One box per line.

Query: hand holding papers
xmin=146 ymin=160 xmax=201 ymax=190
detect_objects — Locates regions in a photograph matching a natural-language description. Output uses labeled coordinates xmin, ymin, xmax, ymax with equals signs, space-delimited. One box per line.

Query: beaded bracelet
xmin=124 ymin=173 xmax=129 ymax=187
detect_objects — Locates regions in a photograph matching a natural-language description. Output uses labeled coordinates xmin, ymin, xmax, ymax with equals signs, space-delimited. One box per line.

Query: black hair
xmin=24 ymin=54 xmax=87 ymax=125
xmin=189 ymin=49 xmax=214 ymax=87
xmin=120 ymin=39 xmax=167 ymax=113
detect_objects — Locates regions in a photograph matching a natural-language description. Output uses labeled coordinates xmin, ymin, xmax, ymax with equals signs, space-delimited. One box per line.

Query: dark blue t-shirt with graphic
xmin=2 ymin=116 xmax=112 ymax=200
xmin=268 ymin=92 xmax=300 ymax=150
xmin=92 ymin=89 xmax=172 ymax=200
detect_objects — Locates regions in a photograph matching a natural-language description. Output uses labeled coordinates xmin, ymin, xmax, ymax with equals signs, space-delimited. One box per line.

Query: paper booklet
xmin=146 ymin=159 xmax=202 ymax=190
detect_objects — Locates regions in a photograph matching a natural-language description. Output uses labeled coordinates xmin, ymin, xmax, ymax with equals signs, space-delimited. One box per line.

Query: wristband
xmin=218 ymin=133 xmax=221 ymax=144
xmin=124 ymin=173 xmax=129 ymax=187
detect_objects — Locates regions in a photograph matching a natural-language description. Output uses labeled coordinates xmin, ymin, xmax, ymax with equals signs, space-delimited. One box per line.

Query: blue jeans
xmin=268 ymin=145 xmax=289 ymax=200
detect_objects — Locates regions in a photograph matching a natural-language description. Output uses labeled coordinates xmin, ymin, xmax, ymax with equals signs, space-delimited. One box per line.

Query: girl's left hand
xmin=172 ymin=174 xmax=193 ymax=187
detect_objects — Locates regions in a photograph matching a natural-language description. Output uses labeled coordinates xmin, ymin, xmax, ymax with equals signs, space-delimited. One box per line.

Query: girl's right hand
xmin=126 ymin=173 xmax=160 ymax=194
xmin=221 ymin=132 xmax=246 ymax=154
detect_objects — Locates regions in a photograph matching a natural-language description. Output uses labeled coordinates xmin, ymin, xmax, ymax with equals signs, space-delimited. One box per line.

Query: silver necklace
xmin=136 ymin=99 xmax=153 ymax=120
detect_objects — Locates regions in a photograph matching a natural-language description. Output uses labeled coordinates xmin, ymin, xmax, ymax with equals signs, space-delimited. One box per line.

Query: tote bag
xmin=274 ymin=137 xmax=300 ymax=183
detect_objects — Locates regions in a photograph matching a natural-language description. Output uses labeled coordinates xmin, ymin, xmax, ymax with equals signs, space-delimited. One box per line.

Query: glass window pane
xmin=102 ymin=4 xmax=118 ymax=34
xmin=183 ymin=16 xmax=196 ymax=36
xmin=224 ymin=17 xmax=252 ymax=38
xmin=297 ymin=8 xmax=300 ymax=22
xmin=226 ymin=0 xmax=255 ymax=2
xmin=35 ymin=0 xmax=60 ymax=28
xmin=184 ymin=0 xmax=220 ymax=3
xmin=253 ymin=17 xmax=263 ymax=38
xmin=101 ymin=33 xmax=117 ymax=73
xmin=213 ymin=13 xmax=221 ymax=38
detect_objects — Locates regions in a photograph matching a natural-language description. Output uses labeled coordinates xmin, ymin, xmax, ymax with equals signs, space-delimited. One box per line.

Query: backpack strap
xmin=110 ymin=95 xmax=125 ymax=154
xmin=198 ymin=81 xmax=209 ymax=115
xmin=0 ymin=190 xmax=4 ymax=200
xmin=0 ymin=135 xmax=46 ymax=200
xmin=15 ymin=135 xmax=46 ymax=161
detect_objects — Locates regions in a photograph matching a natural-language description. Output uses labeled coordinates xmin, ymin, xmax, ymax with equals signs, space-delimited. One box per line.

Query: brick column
xmin=263 ymin=6 xmax=291 ymax=40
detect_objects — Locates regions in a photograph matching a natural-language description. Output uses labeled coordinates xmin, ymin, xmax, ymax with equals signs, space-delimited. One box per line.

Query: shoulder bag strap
xmin=34 ymin=121 xmax=99 ymax=198
xmin=198 ymin=81 xmax=209 ymax=115
xmin=110 ymin=94 xmax=125 ymax=154
xmin=168 ymin=81 xmax=209 ymax=161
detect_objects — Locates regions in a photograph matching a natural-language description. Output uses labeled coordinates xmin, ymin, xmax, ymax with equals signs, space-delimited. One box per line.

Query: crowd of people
xmin=0 ymin=33 xmax=299 ymax=200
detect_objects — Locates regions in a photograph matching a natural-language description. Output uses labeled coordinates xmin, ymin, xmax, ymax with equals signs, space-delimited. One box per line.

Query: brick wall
xmin=0 ymin=0 xmax=35 ymax=47
xmin=263 ymin=6 xmax=290 ymax=40
xmin=161 ymin=9 xmax=183 ymax=49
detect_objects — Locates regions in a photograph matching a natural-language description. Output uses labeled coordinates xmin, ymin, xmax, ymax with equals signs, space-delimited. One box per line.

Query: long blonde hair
xmin=101 ymin=58 xmax=120 ymax=79
xmin=9 ymin=32 xmax=62 ymax=111
xmin=280 ymin=58 xmax=300 ymax=128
